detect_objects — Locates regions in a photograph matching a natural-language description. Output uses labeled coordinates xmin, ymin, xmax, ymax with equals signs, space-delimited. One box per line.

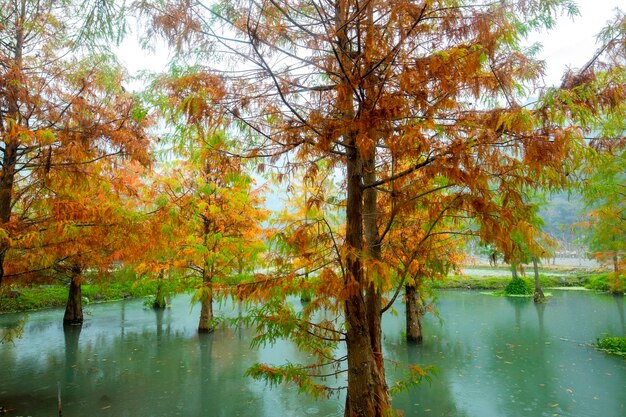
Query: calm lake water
xmin=1 ymin=290 xmax=624 ymax=417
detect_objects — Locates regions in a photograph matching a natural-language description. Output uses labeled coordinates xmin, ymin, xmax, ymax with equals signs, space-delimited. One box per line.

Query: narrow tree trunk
xmin=300 ymin=271 xmax=311 ymax=302
xmin=198 ymin=278 xmax=214 ymax=333
xmin=63 ymin=267 xmax=83 ymax=325
xmin=405 ymin=283 xmax=423 ymax=343
xmin=532 ymin=256 xmax=545 ymax=303
xmin=0 ymin=2 xmax=25 ymax=286
xmin=511 ymin=263 xmax=519 ymax=280
xmin=199 ymin=203 xmax=215 ymax=333
xmin=301 ymin=188 xmax=311 ymax=303
xmin=152 ymin=272 xmax=167 ymax=309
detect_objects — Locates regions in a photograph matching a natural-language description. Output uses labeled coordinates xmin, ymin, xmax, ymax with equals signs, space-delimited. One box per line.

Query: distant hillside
xmin=539 ymin=191 xmax=586 ymax=251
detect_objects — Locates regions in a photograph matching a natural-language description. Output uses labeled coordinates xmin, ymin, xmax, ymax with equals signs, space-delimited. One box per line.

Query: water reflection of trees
xmin=73 ymin=318 xmax=263 ymax=416
xmin=614 ymin=294 xmax=625 ymax=334
xmin=0 ymin=297 xmax=346 ymax=417
xmin=2 ymin=292 xmax=624 ymax=416
xmin=480 ymin=297 xmax=564 ymax=416
xmin=381 ymin=296 xmax=463 ymax=416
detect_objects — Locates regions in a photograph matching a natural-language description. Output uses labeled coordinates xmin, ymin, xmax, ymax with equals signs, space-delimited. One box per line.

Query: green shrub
xmin=503 ymin=278 xmax=533 ymax=296
xmin=586 ymin=273 xmax=610 ymax=291
xmin=596 ymin=336 xmax=626 ymax=356
xmin=432 ymin=275 xmax=510 ymax=290
xmin=585 ymin=273 xmax=625 ymax=294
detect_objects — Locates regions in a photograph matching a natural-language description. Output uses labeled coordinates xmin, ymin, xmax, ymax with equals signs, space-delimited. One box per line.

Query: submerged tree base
xmin=197 ymin=327 xmax=215 ymax=334
xmin=533 ymin=289 xmax=547 ymax=303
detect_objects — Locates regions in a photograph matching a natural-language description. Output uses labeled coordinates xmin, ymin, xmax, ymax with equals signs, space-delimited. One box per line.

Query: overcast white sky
xmin=116 ymin=0 xmax=624 ymax=87
xmin=529 ymin=0 xmax=623 ymax=85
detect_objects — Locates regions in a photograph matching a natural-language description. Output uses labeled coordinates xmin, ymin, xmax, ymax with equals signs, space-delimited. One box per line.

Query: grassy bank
xmin=0 ymin=280 xmax=159 ymax=314
xmin=0 ymin=267 xmax=618 ymax=314
xmin=432 ymin=270 xmax=594 ymax=291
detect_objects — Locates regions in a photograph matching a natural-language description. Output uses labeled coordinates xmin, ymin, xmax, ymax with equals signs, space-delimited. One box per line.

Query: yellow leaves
xmin=2 ymin=119 xmax=36 ymax=145
xmin=158 ymin=71 xmax=226 ymax=128
xmin=316 ymin=267 xmax=342 ymax=298
xmin=182 ymin=95 xmax=209 ymax=124
xmin=496 ymin=108 xmax=535 ymax=134
xmin=356 ymin=132 xmax=376 ymax=158
xmin=364 ymin=258 xmax=392 ymax=293
xmin=172 ymin=259 xmax=189 ymax=269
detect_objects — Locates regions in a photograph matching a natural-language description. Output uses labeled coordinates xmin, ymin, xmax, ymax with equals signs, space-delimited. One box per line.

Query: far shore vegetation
xmin=1 ymin=264 xmax=620 ymax=314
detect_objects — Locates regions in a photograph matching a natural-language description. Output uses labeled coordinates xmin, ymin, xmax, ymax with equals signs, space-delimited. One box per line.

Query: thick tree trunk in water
xmin=363 ymin=154 xmax=387 ymax=382
xmin=343 ymin=149 xmax=389 ymax=417
xmin=198 ymin=280 xmax=214 ymax=333
xmin=63 ymin=268 xmax=83 ymax=325
xmin=532 ymin=256 xmax=545 ymax=303
xmin=405 ymin=283 xmax=423 ymax=343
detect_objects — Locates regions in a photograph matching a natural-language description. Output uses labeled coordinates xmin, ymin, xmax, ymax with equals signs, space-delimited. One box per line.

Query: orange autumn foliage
xmin=139 ymin=1 xmax=625 ymax=415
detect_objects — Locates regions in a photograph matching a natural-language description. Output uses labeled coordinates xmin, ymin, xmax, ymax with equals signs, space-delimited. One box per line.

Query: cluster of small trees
xmin=1 ymin=1 xmax=624 ymax=416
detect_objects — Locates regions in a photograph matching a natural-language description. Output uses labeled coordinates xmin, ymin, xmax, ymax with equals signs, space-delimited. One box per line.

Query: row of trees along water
xmin=0 ymin=1 xmax=624 ymax=416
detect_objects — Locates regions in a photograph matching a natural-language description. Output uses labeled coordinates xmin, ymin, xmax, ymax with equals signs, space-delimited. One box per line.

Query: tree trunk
xmin=0 ymin=2 xmax=25 ymax=286
xmin=343 ymin=146 xmax=389 ymax=417
xmin=198 ymin=279 xmax=214 ymax=333
xmin=510 ymin=263 xmax=518 ymax=280
xmin=532 ymin=256 xmax=545 ymax=303
xmin=363 ymin=154 xmax=387 ymax=383
xmin=300 ymin=271 xmax=312 ymax=302
xmin=63 ymin=267 xmax=83 ymax=325
xmin=153 ymin=273 xmax=167 ymax=309
xmin=0 ymin=143 xmax=18 ymax=287
xmin=405 ymin=283 xmax=423 ymax=343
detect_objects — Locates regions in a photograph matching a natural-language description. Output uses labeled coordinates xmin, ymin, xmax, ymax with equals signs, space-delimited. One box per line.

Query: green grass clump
xmin=596 ymin=336 xmax=626 ymax=356
xmin=503 ymin=278 xmax=533 ymax=296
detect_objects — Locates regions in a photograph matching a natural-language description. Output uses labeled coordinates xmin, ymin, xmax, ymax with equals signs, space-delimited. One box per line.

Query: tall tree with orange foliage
xmin=0 ymin=0 xmax=151 ymax=288
xmin=15 ymin=160 xmax=150 ymax=324
xmin=148 ymin=71 xmax=269 ymax=332
xmin=140 ymin=1 xmax=625 ymax=415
